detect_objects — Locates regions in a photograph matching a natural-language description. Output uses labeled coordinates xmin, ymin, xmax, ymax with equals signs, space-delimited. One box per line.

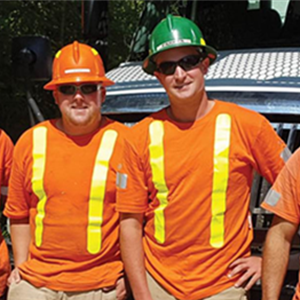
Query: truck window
xmin=192 ymin=0 xmax=282 ymax=50
xmin=271 ymin=0 xmax=289 ymax=22
xmin=129 ymin=0 xmax=300 ymax=61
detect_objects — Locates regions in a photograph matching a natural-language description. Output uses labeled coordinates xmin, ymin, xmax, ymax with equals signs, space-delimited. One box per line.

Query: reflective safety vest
xmin=32 ymin=126 xmax=118 ymax=254
xmin=148 ymin=114 xmax=231 ymax=248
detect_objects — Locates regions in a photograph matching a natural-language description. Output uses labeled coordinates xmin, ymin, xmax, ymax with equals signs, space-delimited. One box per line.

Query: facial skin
xmin=154 ymin=46 xmax=210 ymax=105
xmin=154 ymin=46 xmax=213 ymax=122
xmin=53 ymin=83 xmax=105 ymax=136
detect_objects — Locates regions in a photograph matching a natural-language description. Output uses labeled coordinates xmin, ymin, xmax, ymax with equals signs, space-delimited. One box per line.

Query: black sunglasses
xmin=58 ymin=84 xmax=101 ymax=95
xmin=156 ymin=54 xmax=206 ymax=75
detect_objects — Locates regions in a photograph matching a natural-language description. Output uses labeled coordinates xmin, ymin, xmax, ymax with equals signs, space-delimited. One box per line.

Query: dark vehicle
xmin=103 ymin=1 xmax=300 ymax=299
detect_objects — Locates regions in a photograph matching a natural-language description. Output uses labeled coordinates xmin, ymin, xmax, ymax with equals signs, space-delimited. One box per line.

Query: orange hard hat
xmin=44 ymin=41 xmax=114 ymax=90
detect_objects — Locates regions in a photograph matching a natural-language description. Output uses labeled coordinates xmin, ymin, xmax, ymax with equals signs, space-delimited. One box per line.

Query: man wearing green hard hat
xmin=117 ymin=15 xmax=289 ymax=300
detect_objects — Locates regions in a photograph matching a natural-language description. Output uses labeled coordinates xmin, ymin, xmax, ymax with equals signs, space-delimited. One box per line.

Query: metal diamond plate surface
xmin=106 ymin=48 xmax=300 ymax=88
xmin=104 ymin=48 xmax=300 ymax=115
xmin=207 ymin=50 xmax=300 ymax=84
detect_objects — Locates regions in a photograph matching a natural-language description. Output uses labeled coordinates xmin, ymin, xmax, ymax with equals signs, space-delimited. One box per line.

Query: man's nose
xmin=174 ymin=65 xmax=187 ymax=80
xmin=74 ymin=89 xmax=84 ymax=100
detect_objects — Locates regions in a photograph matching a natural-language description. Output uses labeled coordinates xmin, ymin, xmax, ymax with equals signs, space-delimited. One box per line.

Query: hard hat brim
xmin=143 ymin=45 xmax=218 ymax=75
xmin=44 ymin=75 xmax=114 ymax=90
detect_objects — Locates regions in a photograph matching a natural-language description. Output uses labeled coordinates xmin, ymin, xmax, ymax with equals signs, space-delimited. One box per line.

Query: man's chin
xmin=69 ymin=117 xmax=91 ymax=127
xmin=66 ymin=111 xmax=99 ymax=128
xmin=172 ymin=91 xmax=194 ymax=101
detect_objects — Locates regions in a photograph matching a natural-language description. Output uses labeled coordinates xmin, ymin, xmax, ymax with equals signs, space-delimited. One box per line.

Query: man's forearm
xmin=10 ymin=217 xmax=30 ymax=267
xmin=262 ymin=217 xmax=297 ymax=300
xmin=120 ymin=213 xmax=153 ymax=300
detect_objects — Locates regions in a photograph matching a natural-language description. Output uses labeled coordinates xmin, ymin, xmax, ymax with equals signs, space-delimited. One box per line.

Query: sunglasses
xmin=156 ymin=54 xmax=206 ymax=75
xmin=58 ymin=84 xmax=101 ymax=95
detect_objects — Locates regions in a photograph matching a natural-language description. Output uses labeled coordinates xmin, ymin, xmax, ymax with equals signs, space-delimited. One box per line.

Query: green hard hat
xmin=143 ymin=14 xmax=218 ymax=75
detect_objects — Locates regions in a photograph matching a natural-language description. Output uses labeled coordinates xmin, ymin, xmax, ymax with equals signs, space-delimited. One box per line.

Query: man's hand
xmin=116 ymin=277 xmax=127 ymax=300
xmin=7 ymin=268 xmax=21 ymax=286
xmin=228 ymin=256 xmax=262 ymax=290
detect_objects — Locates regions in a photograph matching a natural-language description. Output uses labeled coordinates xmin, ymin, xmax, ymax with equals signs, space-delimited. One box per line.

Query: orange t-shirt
xmin=4 ymin=119 xmax=128 ymax=292
xmin=117 ymin=100 xmax=287 ymax=300
xmin=0 ymin=130 xmax=13 ymax=296
xmin=261 ymin=148 xmax=300 ymax=300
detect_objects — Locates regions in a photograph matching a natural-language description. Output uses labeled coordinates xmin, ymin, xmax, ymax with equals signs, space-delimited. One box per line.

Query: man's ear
xmin=53 ymin=90 xmax=59 ymax=105
xmin=101 ymin=87 xmax=106 ymax=104
xmin=154 ymin=71 xmax=163 ymax=85
xmin=201 ymin=58 xmax=210 ymax=75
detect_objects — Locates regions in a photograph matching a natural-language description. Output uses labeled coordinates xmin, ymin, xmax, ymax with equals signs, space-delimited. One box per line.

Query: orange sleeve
xmin=261 ymin=148 xmax=300 ymax=224
xmin=4 ymin=133 xmax=31 ymax=219
xmin=116 ymin=132 xmax=149 ymax=213
xmin=250 ymin=117 xmax=287 ymax=184
xmin=0 ymin=130 xmax=14 ymax=205
xmin=0 ymin=131 xmax=13 ymax=296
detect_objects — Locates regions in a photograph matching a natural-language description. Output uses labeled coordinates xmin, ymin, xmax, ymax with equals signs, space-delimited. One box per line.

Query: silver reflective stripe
xmin=264 ymin=188 xmax=281 ymax=207
xmin=281 ymin=146 xmax=292 ymax=162
xmin=116 ymin=172 xmax=128 ymax=189
xmin=64 ymin=68 xmax=91 ymax=74
xmin=1 ymin=186 xmax=8 ymax=196
xmin=157 ymin=39 xmax=192 ymax=51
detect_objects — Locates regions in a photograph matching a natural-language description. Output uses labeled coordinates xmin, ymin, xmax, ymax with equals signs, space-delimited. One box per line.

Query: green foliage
xmin=108 ymin=0 xmax=145 ymax=69
xmin=0 ymin=0 xmax=83 ymax=142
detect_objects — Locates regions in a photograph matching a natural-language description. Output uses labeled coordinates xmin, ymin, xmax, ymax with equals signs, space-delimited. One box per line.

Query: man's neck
xmin=167 ymin=93 xmax=215 ymax=123
xmin=55 ymin=117 xmax=105 ymax=136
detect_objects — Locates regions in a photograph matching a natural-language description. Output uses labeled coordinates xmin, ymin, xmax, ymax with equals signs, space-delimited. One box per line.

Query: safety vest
xmin=148 ymin=114 xmax=231 ymax=248
xmin=32 ymin=126 xmax=118 ymax=254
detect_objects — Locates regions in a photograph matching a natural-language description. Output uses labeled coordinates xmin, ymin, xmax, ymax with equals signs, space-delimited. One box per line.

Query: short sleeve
xmin=4 ymin=133 xmax=31 ymax=219
xmin=261 ymin=148 xmax=300 ymax=224
xmin=251 ymin=117 xmax=288 ymax=184
xmin=116 ymin=134 xmax=149 ymax=213
xmin=0 ymin=130 xmax=14 ymax=200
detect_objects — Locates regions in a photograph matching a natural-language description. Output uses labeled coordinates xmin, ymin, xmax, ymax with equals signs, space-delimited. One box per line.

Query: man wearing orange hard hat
xmin=4 ymin=41 xmax=128 ymax=300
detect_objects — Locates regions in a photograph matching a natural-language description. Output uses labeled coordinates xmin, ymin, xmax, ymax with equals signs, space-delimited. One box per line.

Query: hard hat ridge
xmin=73 ymin=41 xmax=80 ymax=64
xmin=167 ymin=13 xmax=174 ymax=31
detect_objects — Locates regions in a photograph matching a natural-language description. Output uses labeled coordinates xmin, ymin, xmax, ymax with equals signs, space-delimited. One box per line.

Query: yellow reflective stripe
xmin=32 ymin=127 xmax=48 ymax=247
xmin=87 ymin=130 xmax=118 ymax=254
xmin=149 ymin=121 xmax=169 ymax=244
xmin=210 ymin=114 xmax=231 ymax=248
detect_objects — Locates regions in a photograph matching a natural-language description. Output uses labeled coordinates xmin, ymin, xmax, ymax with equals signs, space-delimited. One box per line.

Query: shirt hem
xmin=3 ymin=210 xmax=29 ymax=219
xmin=20 ymin=273 xmax=122 ymax=292
xmin=149 ymin=270 xmax=237 ymax=300
xmin=116 ymin=205 xmax=147 ymax=213
xmin=261 ymin=203 xmax=299 ymax=224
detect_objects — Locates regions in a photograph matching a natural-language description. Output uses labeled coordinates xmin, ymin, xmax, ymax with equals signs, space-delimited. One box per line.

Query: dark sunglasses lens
xmin=81 ymin=84 xmax=98 ymax=94
xmin=158 ymin=62 xmax=177 ymax=75
xmin=179 ymin=55 xmax=202 ymax=71
xmin=59 ymin=85 xmax=76 ymax=95
xmin=158 ymin=54 xmax=204 ymax=75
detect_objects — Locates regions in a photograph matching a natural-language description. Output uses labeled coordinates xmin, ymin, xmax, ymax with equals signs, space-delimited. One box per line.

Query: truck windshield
xmin=129 ymin=0 xmax=300 ymax=61
xmin=195 ymin=0 xmax=300 ymax=49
